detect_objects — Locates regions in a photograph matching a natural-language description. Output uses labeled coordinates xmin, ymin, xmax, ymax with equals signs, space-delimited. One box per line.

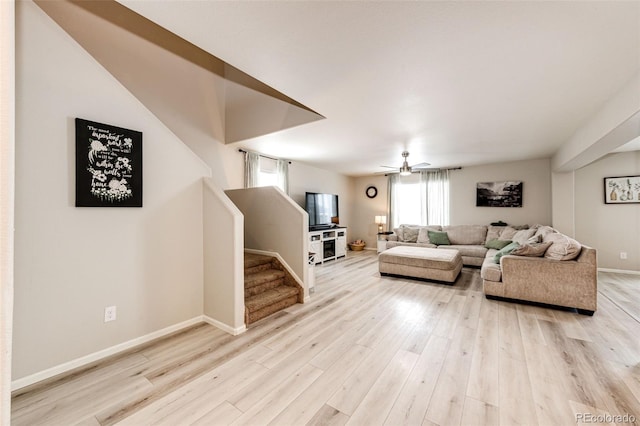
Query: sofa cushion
xmin=485 ymin=225 xmax=507 ymax=243
xmin=447 ymin=245 xmax=489 ymax=259
xmin=512 ymin=228 xmax=537 ymax=244
xmin=417 ymin=226 xmax=443 ymax=244
xmin=493 ymin=241 xmax=520 ymax=263
xmin=399 ymin=225 xmax=421 ymax=242
xmin=443 ymin=225 xmax=487 ymax=245
xmin=534 ymin=225 xmax=557 ymax=239
xmin=485 ymin=239 xmax=512 ymax=250
xmin=498 ymin=226 xmax=519 ymax=240
xmin=511 ymin=241 xmax=552 ymax=257
xmin=543 ymin=233 xmax=582 ymax=260
xmin=481 ymin=257 xmax=502 ymax=282
xmin=428 ymin=230 xmax=450 ymax=245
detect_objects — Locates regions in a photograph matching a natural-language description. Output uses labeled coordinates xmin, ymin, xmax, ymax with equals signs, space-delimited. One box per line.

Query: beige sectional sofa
xmin=385 ymin=224 xmax=597 ymax=315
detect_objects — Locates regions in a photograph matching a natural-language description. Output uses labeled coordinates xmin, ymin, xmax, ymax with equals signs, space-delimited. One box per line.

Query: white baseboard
xmin=598 ymin=267 xmax=640 ymax=276
xmin=11 ymin=316 xmax=204 ymax=391
xmin=203 ymin=315 xmax=246 ymax=336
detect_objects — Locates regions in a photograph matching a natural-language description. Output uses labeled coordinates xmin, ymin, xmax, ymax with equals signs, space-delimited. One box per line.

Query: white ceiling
xmin=121 ymin=1 xmax=640 ymax=176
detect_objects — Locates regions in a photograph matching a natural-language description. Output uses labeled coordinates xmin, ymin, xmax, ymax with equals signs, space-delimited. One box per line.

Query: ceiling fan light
xmin=399 ymin=166 xmax=412 ymax=176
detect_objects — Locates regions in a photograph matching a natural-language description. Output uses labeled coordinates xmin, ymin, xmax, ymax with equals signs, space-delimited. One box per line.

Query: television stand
xmin=309 ymin=227 xmax=347 ymax=264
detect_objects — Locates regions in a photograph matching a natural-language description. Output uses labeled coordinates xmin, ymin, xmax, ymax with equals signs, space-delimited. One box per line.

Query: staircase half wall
xmin=203 ymin=178 xmax=246 ymax=334
xmin=225 ymin=187 xmax=310 ymax=300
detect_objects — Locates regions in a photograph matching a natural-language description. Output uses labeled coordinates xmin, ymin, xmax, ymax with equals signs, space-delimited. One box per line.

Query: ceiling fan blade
xmin=380 ymin=165 xmax=399 ymax=169
xmin=411 ymin=162 xmax=431 ymax=169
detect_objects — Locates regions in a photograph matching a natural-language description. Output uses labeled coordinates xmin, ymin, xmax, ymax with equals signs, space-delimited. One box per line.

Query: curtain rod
xmin=238 ymin=149 xmax=292 ymax=164
xmin=384 ymin=167 xmax=462 ymax=176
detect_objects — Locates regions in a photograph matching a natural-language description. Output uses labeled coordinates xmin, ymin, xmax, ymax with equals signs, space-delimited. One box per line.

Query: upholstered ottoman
xmin=379 ymin=246 xmax=462 ymax=283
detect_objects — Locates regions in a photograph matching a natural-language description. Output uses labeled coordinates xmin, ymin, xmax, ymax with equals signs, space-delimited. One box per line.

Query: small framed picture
xmin=604 ymin=176 xmax=640 ymax=204
xmin=75 ymin=118 xmax=143 ymax=207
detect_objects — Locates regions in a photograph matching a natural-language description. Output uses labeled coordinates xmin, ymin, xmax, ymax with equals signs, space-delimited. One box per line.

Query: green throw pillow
xmin=493 ymin=241 xmax=520 ymax=263
xmin=485 ymin=239 xmax=512 ymax=250
xmin=427 ymin=230 xmax=450 ymax=245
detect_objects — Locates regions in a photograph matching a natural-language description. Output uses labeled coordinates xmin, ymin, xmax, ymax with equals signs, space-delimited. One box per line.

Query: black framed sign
xmin=75 ymin=118 xmax=143 ymax=207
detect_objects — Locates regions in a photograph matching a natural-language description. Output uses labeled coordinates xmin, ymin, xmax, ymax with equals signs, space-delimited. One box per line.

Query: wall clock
xmin=366 ymin=186 xmax=378 ymax=198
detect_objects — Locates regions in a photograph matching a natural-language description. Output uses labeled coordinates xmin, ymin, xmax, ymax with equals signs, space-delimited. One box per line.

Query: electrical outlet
xmin=104 ymin=306 xmax=117 ymax=322
xmin=620 ymin=252 xmax=628 ymax=260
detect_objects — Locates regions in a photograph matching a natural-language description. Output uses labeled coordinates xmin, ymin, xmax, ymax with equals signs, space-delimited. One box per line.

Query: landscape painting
xmin=476 ymin=181 xmax=523 ymax=207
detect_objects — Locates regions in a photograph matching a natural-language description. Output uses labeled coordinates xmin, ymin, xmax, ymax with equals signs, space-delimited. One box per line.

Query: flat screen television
xmin=305 ymin=192 xmax=339 ymax=230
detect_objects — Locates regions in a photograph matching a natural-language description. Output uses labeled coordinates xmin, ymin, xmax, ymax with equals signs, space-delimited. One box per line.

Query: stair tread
xmin=245 ymin=269 xmax=285 ymax=288
xmin=244 ymin=253 xmax=275 ymax=269
xmin=245 ymin=285 xmax=299 ymax=311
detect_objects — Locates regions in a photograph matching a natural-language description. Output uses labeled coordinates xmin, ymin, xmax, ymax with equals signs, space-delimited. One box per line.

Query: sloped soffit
xmin=35 ymin=0 xmax=324 ymax=144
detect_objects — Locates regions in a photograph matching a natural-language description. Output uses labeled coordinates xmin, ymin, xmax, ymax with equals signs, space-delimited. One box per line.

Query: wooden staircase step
xmin=244 ymin=269 xmax=286 ymax=297
xmin=245 ymin=285 xmax=299 ymax=324
xmin=244 ymin=253 xmax=274 ymax=269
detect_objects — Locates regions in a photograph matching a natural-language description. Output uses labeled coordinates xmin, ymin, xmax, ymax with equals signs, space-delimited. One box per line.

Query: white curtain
xmin=244 ymin=151 xmax=260 ymax=188
xmin=388 ymin=170 xmax=450 ymax=228
xmin=387 ymin=173 xmax=399 ymax=230
xmin=421 ymin=170 xmax=450 ymax=226
xmin=276 ymin=159 xmax=289 ymax=195
xmin=244 ymin=151 xmax=289 ymax=195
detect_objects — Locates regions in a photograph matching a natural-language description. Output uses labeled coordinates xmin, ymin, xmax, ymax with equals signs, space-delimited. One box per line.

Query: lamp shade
xmin=375 ymin=215 xmax=387 ymax=225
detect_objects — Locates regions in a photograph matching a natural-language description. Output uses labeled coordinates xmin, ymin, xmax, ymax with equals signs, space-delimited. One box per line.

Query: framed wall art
xmin=604 ymin=175 xmax=640 ymax=204
xmin=75 ymin=118 xmax=143 ymax=207
xmin=476 ymin=181 xmax=523 ymax=207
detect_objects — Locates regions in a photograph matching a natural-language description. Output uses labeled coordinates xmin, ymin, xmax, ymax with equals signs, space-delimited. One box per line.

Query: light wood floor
xmin=11 ymin=251 xmax=640 ymax=426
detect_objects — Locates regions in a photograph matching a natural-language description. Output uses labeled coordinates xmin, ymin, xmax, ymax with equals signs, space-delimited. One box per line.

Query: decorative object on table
xmin=365 ymin=185 xmax=378 ymax=198
xmin=375 ymin=215 xmax=387 ymax=232
xmin=348 ymin=240 xmax=366 ymax=251
xmin=476 ymin=181 xmax=522 ymax=207
xmin=490 ymin=220 xmax=508 ymax=226
xmin=75 ymin=118 xmax=142 ymax=207
xmin=604 ymin=176 xmax=640 ymax=204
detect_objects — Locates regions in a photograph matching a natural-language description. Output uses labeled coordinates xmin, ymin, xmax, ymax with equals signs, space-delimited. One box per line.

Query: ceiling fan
xmin=381 ymin=151 xmax=433 ymax=176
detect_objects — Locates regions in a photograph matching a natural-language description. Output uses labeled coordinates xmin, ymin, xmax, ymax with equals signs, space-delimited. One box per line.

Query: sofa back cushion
xmin=512 ymin=228 xmax=537 ymax=244
xmin=394 ymin=224 xmax=420 ymax=242
xmin=443 ymin=225 xmax=487 ymax=245
xmin=417 ymin=226 xmax=444 ymax=244
xmin=543 ymin=233 xmax=582 ymax=260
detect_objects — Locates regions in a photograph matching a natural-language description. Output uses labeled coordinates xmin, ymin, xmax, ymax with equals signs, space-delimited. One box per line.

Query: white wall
xmin=352 ymin=175 xmax=388 ymax=250
xmin=203 ymin=179 xmax=245 ymax=334
xmin=289 ymin=161 xmax=355 ymax=232
xmin=13 ymin=1 xmax=210 ymax=380
xmin=450 ymin=158 xmax=552 ymax=226
xmin=574 ymin=151 xmax=640 ymax=271
xmin=1 ymin=0 xmax=15 ymax=419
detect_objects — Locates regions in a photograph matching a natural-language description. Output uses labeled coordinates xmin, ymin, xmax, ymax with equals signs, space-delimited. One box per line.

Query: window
xmin=244 ymin=151 xmax=289 ymax=194
xmin=388 ymin=170 xmax=450 ymax=228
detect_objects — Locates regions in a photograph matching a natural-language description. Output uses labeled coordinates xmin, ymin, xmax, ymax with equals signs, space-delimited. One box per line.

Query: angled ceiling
xmin=34 ymin=0 xmax=324 ymax=150
xmin=43 ymin=1 xmax=640 ymax=176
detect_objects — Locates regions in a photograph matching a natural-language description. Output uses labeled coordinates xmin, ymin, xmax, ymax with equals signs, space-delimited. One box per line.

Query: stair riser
xmin=247 ymin=295 xmax=298 ymax=324
xmin=244 ymin=278 xmax=285 ymax=297
xmin=244 ymin=262 xmax=275 ymax=276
